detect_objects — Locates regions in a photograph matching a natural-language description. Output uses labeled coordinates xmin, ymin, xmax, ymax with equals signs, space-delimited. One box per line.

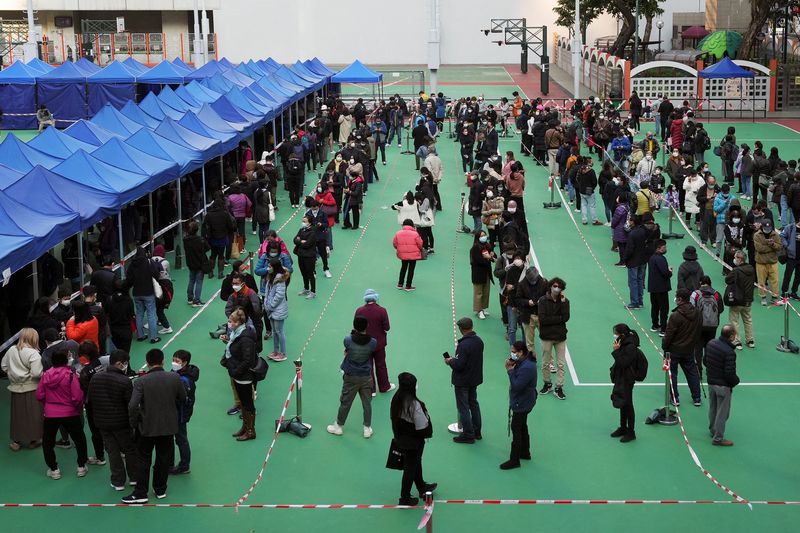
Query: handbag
xmin=385 ymin=439 xmax=404 ymax=470
xmin=250 ymin=356 xmax=269 ymax=382
xmin=322 ymin=202 xmax=338 ymax=216
xmin=723 ymin=282 xmax=744 ymax=307
xmin=268 ymin=193 xmax=276 ymax=222
xmin=777 ymin=247 xmax=788 ymax=265
xmin=151 ymin=277 xmax=163 ymax=299
xmin=231 ymin=234 xmax=242 ymax=260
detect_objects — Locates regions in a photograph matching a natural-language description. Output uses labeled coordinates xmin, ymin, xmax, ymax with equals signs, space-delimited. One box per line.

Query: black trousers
xmin=43 ymin=416 xmax=88 ymax=470
xmin=782 ymin=257 xmax=800 ymax=295
xmin=400 ymin=443 xmax=425 ymax=499
xmin=85 ymin=407 xmax=105 ymax=459
xmin=298 ymin=256 xmax=317 ymax=293
xmin=695 ymin=326 xmax=717 ymax=380
xmin=133 ymin=434 xmax=173 ymax=498
xmin=510 ymin=410 xmax=531 ymax=461
xmin=315 ymin=238 xmax=329 ymax=271
xmin=433 ymin=184 xmax=442 ymax=210
xmin=619 ymin=386 xmax=635 ymax=431
xmin=417 ymin=227 xmax=434 ymax=250
xmin=233 ymin=381 xmax=255 ymax=412
xmin=399 ymin=260 xmax=417 ymax=287
xmin=650 ymin=291 xmax=669 ymax=331
xmin=101 ymin=427 xmax=138 ymax=487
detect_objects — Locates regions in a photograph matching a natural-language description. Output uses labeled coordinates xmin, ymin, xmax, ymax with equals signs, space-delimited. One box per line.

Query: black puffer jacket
xmin=662 ymin=303 xmax=701 ymax=354
xmin=203 ymin=200 xmax=236 ymax=240
xmin=222 ymin=327 xmax=258 ymax=382
xmin=703 ymin=337 xmax=739 ymax=388
xmin=537 ymin=294 xmax=570 ymax=341
xmin=610 ymin=332 xmax=639 ymax=407
xmin=87 ymin=366 xmax=133 ymax=430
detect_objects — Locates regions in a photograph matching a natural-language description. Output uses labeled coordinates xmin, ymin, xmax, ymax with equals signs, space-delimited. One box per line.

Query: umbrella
xmin=681 ymin=26 xmax=709 ymax=39
xmin=697 ymin=30 xmax=743 ymax=59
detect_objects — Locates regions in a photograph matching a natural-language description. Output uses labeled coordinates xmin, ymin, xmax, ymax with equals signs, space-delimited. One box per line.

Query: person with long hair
xmin=221 ymin=309 xmax=258 ymax=442
xmin=293 ymin=215 xmax=318 ymax=299
xmin=65 ymin=301 xmax=99 ymax=351
xmin=390 ymin=372 xmax=436 ymax=506
xmin=470 ymin=230 xmax=496 ymax=320
xmin=610 ymin=323 xmax=640 ymax=442
xmin=264 ymin=259 xmax=289 ymax=362
xmin=1 ymin=328 xmax=44 ymax=451
xmin=500 ymin=340 xmax=537 ymax=470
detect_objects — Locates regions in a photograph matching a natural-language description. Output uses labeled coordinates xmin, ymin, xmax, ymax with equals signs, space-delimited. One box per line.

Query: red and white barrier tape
xmin=553 ymin=185 xmax=751 ymax=508
xmin=0 ymin=502 xmax=422 ymax=509
xmin=437 ymin=499 xmax=796 ymax=506
xmin=235 ymin=172 xmax=396 ymax=508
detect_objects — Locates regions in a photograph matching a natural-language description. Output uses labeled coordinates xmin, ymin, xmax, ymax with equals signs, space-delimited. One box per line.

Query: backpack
xmin=697 ymin=291 xmax=720 ymax=328
xmin=157 ymin=279 xmax=174 ymax=308
xmin=701 ymin=133 xmax=711 ymax=150
xmin=633 ymin=348 xmax=648 ymax=381
xmin=288 ymin=158 xmax=303 ymax=173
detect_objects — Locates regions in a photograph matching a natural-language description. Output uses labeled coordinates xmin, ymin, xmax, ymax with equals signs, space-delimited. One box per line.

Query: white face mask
xmin=732 ymin=218 xmax=741 ymax=224
xmin=486 ymin=191 xmax=494 ymax=198
xmin=513 ymin=259 xmax=524 ymax=267
xmin=478 ymin=236 xmax=488 ymax=244
xmin=336 ymin=156 xmax=343 ymax=161
xmin=60 ymin=299 xmax=71 ymax=306
xmin=552 ymin=287 xmax=562 ymax=296
xmin=317 ymin=187 xmax=322 ymax=193
xmin=508 ymin=208 xmax=517 ymax=214
xmin=510 ymin=352 xmax=519 ymax=361
xmin=120 ymin=363 xmax=129 ymax=373
xmin=232 ymin=284 xmax=243 ymax=292
xmin=171 ymin=362 xmax=182 ymax=372
xmin=672 ymin=151 xmax=679 ymax=157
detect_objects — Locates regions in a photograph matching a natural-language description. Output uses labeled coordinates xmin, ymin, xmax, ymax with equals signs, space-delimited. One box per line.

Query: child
xmin=652 ymin=169 xmax=667 ymax=210
xmin=171 ymin=350 xmax=199 ymax=475
xmin=647 ymin=239 xmax=672 ymax=335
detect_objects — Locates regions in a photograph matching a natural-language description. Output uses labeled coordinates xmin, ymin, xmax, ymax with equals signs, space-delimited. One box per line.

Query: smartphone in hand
xmin=442 ymin=352 xmax=450 ymax=359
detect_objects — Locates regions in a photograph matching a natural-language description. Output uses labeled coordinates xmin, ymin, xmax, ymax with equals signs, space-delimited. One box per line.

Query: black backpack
xmin=288 ymin=158 xmax=303 ymax=173
xmin=633 ymin=349 xmax=648 ymax=381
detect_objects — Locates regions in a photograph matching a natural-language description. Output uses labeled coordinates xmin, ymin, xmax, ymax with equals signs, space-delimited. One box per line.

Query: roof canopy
xmin=331 ymin=60 xmax=381 ymax=83
xmin=698 ymin=57 xmax=755 ymax=79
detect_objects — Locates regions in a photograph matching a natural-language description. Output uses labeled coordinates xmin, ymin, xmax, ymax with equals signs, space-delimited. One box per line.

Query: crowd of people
xmin=0 ymin=84 xmax=794 ymax=507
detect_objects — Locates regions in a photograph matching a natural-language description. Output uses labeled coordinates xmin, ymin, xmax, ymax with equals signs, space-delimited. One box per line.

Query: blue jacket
xmin=713 ymin=193 xmax=736 ymax=224
xmin=264 ymin=274 xmax=289 ymax=320
xmin=341 ymin=331 xmax=377 ymax=376
xmin=255 ymin=252 xmax=293 ymax=295
xmin=610 ymin=136 xmax=632 ymax=161
xmin=647 ymin=252 xmax=672 ymax=293
xmin=435 ymin=97 xmax=446 ymax=119
xmin=449 ymin=332 xmax=484 ymax=387
xmin=780 ymin=223 xmax=797 ymax=259
xmin=508 ymin=356 xmax=537 ymax=413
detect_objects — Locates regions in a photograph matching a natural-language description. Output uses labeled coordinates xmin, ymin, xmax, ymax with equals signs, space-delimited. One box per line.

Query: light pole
xmin=633 ymin=0 xmax=641 ymax=65
xmin=573 ymin=0 xmax=581 ymax=99
xmin=656 ymin=19 xmax=664 ymax=54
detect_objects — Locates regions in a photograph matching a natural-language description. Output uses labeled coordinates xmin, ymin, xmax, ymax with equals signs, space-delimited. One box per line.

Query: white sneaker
xmin=549 ymin=363 xmax=556 ymax=373
xmin=87 ymin=456 xmax=106 ymax=466
xmin=478 ymin=310 xmax=486 ymax=320
xmin=47 ymin=468 xmax=61 ymax=480
xmin=326 ymin=423 xmax=343 ymax=435
xmin=111 ymin=483 xmax=125 ymax=491
xmin=305 ymin=292 xmax=316 ymax=299
xmin=77 ymin=466 xmax=88 ymax=477
xmin=324 ymin=270 xmax=332 ymax=278
xmin=363 ymin=426 xmax=373 ymax=439
xmin=298 ymin=289 xmax=309 ymax=296
xmin=252 ymin=231 xmax=257 ymax=235
xmin=387 ymin=383 xmax=397 ymax=392
xmin=482 ymin=309 xmax=491 ymax=317
xmin=254 ymin=390 xmax=258 ymax=401
xmin=158 ymin=327 xmax=173 ymax=335
xmin=371 ymin=392 xmax=377 ymax=397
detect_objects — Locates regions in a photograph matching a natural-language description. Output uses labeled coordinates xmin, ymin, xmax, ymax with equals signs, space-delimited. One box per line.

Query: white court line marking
xmin=576 ymin=382 xmax=800 ymax=387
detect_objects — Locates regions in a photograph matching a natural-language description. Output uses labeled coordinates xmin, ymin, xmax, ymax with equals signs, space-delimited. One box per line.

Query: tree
xmin=739 ymin=1 xmax=791 ymax=58
xmin=553 ymin=0 xmax=604 ymax=43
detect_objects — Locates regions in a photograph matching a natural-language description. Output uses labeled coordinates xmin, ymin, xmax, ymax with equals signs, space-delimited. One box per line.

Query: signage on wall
xmin=116 ymin=17 xmax=125 ymax=33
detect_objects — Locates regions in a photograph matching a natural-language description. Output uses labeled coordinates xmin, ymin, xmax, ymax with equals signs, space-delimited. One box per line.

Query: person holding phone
xmin=500 ymin=341 xmax=537 ymax=470
xmin=444 ymin=317 xmax=484 ymax=444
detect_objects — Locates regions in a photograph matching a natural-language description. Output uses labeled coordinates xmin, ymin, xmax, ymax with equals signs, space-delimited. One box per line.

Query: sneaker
xmin=610 ymin=427 xmax=627 ymax=438
xmin=624 ymin=304 xmax=642 ymax=310
xmin=554 ymin=387 xmax=566 ymax=400
xmin=305 ymin=291 xmax=316 ymax=299
xmin=111 ymin=483 xmax=125 ymax=491
xmin=326 ymin=423 xmax=343 ymax=436
xmin=298 ymin=289 xmax=309 ymax=296
xmin=191 ymin=300 xmax=205 ymax=308
xmin=398 ymin=497 xmax=420 ymax=506
xmin=227 ymin=405 xmax=241 ymax=416
xmin=499 ymin=459 xmax=521 ymax=470
xmin=452 ymin=435 xmax=475 ymax=444
xmin=55 ymin=439 xmax=72 ymax=449
xmin=187 ymin=299 xmax=194 ymax=306
xmin=746 ymin=340 xmax=755 ymax=348
xmin=761 ymin=297 xmax=768 ymax=306
xmin=650 ymin=326 xmax=659 ymax=332
xmin=150 ymin=337 xmax=161 ymax=344
xmin=620 ymin=432 xmax=637 ymax=443
xmin=658 ymin=330 xmax=665 ymax=337
xmin=539 ymin=382 xmax=553 ymax=395
xmin=371 ymin=392 xmax=377 ymax=397
xmin=604 ymin=222 xmax=612 ymax=227
xmin=252 ymin=230 xmax=257 ymax=235
xmin=47 ymin=468 xmax=61 ymax=480
xmin=363 ymin=426 xmax=373 ymax=439
xmin=324 ymin=270 xmax=332 ymax=278
xmin=404 ymin=286 xmax=416 ymax=292
xmin=790 ymin=293 xmax=800 ymax=301
xmin=482 ymin=309 xmax=491 ymax=317
xmin=427 ymin=249 xmax=435 ymax=254
xmin=478 ymin=310 xmax=486 ymax=320
xmin=87 ymin=456 xmax=106 ymax=466
xmin=592 ymin=220 xmax=604 ymax=226
xmin=734 ymin=343 xmax=743 ymax=350
xmin=268 ymin=352 xmax=288 ymax=362
xmin=77 ymin=466 xmax=88 ymax=477
xmin=712 ymin=439 xmax=734 ymax=446
xmin=9 ymin=441 xmax=21 ymax=452
xmin=263 ymin=331 xmax=273 ymax=340
xmin=385 ymin=383 xmax=397 ymax=393
xmin=396 ymin=284 xmax=404 ymax=290
xmin=155 ymin=492 xmax=167 ymax=499
xmin=693 ymin=399 xmax=702 ymax=407
xmin=549 ymin=363 xmax=556 ymax=373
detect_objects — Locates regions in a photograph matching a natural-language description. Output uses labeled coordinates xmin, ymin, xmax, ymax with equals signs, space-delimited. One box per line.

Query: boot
xmin=232 ymin=418 xmax=246 ymax=438
xmin=237 ymin=410 xmax=256 ymax=441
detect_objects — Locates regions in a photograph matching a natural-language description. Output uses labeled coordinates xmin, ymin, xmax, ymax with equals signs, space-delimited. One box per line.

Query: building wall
xmin=706 ymin=0 xmax=752 ymax=33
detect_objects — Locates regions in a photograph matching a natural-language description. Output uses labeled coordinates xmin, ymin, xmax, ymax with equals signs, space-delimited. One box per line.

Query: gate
xmin=776 ymin=63 xmax=800 ymax=110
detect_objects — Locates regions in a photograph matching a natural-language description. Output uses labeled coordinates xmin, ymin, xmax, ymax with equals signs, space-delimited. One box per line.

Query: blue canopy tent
xmin=276 ymin=65 xmax=319 ymax=92
xmin=90 ymin=103 xmax=144 ymax=136
xmin=92 ymin=138 xmax=180 ymax=190
xmin=120 ymin=100 xmax=161 ymax=129
xmin=123 ymin=57 xmax=149 ymax=76
xmin=0 ymin=185 xmax=82 ymax=244
xmin=37 ymin=62 xmax=89 ymax=124
xmin=293 ymin=61 xmax=327 ymax=84
xmin=0 ymin=163 xmax=25 ymax=189
xmin=64 ymin=119 xmax=121 ymax=146
xmin=181 ymin=80 xmax=222 ymax=104
xmin=256 ymin=60 xmax=278 ymax=75
xmin=0 ymin=62 xmax=39 ymax=129
xmin=308 ymin=57 xmax=336 ymax=76
xmin=74 ymin=58 xmax=102 ymax=75
xmin=227 ymin=86 xmax=273 ymax=118
xmin=331 ymin=59 xmax=383 ymax=100
xmin=236 ymin=62 xmax=264 ymax=80
xmin=137 ymin=60 xmax=187 ymax=88
xmin=187 ymin=59 xmax=255 ymax=88
xmin=158 ymin=85 xmax=200 ymax=113
xmin=210 ymin=95 xmax=263 ymax=133
xmin=698 ymin=57 xmax=755 ymax=79
xmin=51 ymin=150 xmax=152 ymax=206
xmin=244 ymin=84 xmax=283 ymax=110
xmin=184 ymin=60 xmax=224 ymax=80
xmin=87 ymin=60 xmax=137 ymax=115
xmin=265 ymin=58 xmax=282 ymax=71
xmin=181 ymin=107 xmax=242 ymax=153
xmin=218 ymin=57 xmax=237 ymax=69
xmin=126 ymin=129 xmax=205 ymax=176
xmin=172 ymin=58 xmax=195 ymax=72
xmin=25 ymin=58 xmax=55 ymax=74
xmin=0 ymin=134 xmax=61 ymax=171
xmin=195 ymin=103 xmax=248 ymax=133
xmin=155 ymin=118 xmax=224 ymax=159
xmin=259 ymin=76 xmax=296 ymax=101
xmin=3 ymin=166 xmax=120 ymax=228
xmin=27 ymin=127 xmax=96 ymax=159
xmin=203 ymin=74 xmax=234 ymax=94
xmin=139 ymin=92 xmax=185 ymax=121
xmin=273 ymin=68 xmax=312 ymax=97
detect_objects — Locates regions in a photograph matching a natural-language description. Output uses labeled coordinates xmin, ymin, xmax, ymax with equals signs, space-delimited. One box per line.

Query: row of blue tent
xmin=0 ymin=56 xmax=346 ymax=282
xmin=0 ymin=55 xmax=356 ymax=129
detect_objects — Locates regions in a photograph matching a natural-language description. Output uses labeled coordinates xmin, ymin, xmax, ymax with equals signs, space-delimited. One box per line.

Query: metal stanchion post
xmin=657 ymin=354 xmax=678 ymax=425
xmin=425 ymin=491 xmax=434 ymax=533
xmin=777 ymin=298 xmax=799 ymax=353
xmin=401 ymin=121 xmax=414 ymax=155
xmin=175 ymin=178 xmax=183 ymax=269
xmin=662 ymin=208 xmax=684 ymax=239
xmin=457 ymin=191 xmax=472 ymax=233
xmin=543 ymin=175 xmax=562 ymax=209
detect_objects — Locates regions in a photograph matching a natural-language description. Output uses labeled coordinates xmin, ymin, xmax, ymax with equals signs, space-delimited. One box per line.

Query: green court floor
xmin=0 ymin=105 xmax=798 ymax=530
xmin=0 ymin=129 xmax=38 ymax=143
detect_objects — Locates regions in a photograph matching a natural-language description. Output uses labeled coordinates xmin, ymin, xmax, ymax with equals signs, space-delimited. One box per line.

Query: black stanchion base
xmin=776 ymin=336 xmax=800 ymax=353
xmin=655 ymin=406 xmax=679 ymax=426
xmin=543 ymin=202 xmax=562 ymax=209
xmin=662 ymin=232 xmax=685 ymax=240
xmin=401 ymin=150 xmax=415 ymax=155
xmin=457 ymin=225 xmax=473 ymax=234
xmin=276 ymin=416 xmax=312 ymax=438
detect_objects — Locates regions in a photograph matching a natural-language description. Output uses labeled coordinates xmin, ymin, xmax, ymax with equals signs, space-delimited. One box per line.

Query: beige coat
xmin=1 ymin=346 xmax=43 ymax=393
xmin=338 ymin=114 xmax=353 ymax=143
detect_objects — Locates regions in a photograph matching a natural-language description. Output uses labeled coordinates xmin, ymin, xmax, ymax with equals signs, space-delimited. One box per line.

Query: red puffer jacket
xmin=393 ymin=225 xmax=423 ymax=261
xmin=669 ymin=120 xmax=684 ymax=151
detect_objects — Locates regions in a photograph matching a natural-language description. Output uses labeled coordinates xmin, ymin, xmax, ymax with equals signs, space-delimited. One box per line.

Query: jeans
xmin=174 ymin=423 xmax=190 ymax=469
xmin=580 ymin=193 xmax=598 ymax=223
xmin=454 ymin=386 xmax=481 ymax=439
xmin=134 ymin=295 xmax=158 ymax=340
xmin=43 ymin=416 xmax=87 ymax=470
xmin=708 ymin=384 xmax=732 ymax=442
xmin=387 ymin=125 xmax=404 ymax=145
xmin=472 ymin=215 xmax=482 ymax=233
xmin=509 ymin=410 xmax=531 ymax=461
xmin=399 ymin=260 xmax=417 ymax=287
xmin=270 ymin=318 xmax=286 ymax=354
xmin=695 ymin=151 xmax=705 ymax=165
xmin=506 ymin=305 xmax=519 ymax=346
xmin=187 ymin=270 xmax=204 ymax=303
xmin=133 ymin=435 xmax=174 ymax=498
xmin=101 ymin=427 xmax=137 ymax=487
xmin=627 ymin=265 xmax=646 ymax=307
xmin=336 ymin=374 xmax=373 ymax=426
xmin=741 ymin=175 xmax=752 ymax=197
xmin=668 ymin=351 xmax=702 ymax=404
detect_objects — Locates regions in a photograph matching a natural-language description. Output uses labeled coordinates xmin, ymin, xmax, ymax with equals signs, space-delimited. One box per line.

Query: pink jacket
xmin=228 ymin=193 xmax=252 ymax=219
xmin=393 ymin=225 xmax=423 ymax=260
xmin=36 ymin=366 xmax=84 ymax=418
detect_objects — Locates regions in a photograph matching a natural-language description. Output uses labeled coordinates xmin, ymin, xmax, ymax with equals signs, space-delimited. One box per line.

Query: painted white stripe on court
xmin=576 ymin=381 xmax=800 ymax=387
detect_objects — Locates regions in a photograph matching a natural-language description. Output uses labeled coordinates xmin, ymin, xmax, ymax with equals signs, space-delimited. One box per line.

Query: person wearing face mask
xmin=51 ymin=288 xmax=75 ymax=327
xmin=218 ymin=311 xmax=258 ymax=448
xmin=609 ymin=324 xmax=640 ymax=442
xmin=498 ymin=210 xmax=528 ymax=256
xmin=780 ymin=218 xmax=800 ymax=299
xmin=293 ymin=216 xmax=318 ymax=299
xmin=682 ymin=170 xmax=703 ymax=228
xmin=577 ymin=158 xmax=603 ymax=226
xmin=642 ymin=132 xmax=660 ymax=158
xmin=662 ymin=288 xmax=702 ymax=407
xmin=481 ymin=187 xmax=505 ymax=247
xmin=713 ymin=184 xmax=737 ymax=253
xmin=88 ymin=349 xmax=137 ymax=490
xmin=537 ymin=278 xmax=570 ymax=401
xmin=503 ymin=252 xmax=527 ymax=347
xmin=609 ymin=131 xmax=632 ymax=173
xmin=722 ymin=208 xmax=745 ymax=273
xmin=305 ymin=198 xmax=332 ymax=279
xmin=696 ymin=175 xmax=719 ymax=246
xmin=342 ymin=169 xmax=364 ymax=230
xmin=500 ymin=340 xmax=537 ymax=469
xmin=315 ymin=180 xmax=338 ymax=230
xmin=635 ymin=151 xmax=656 ymax=187
xmin=170 ymin=350 xmax=198 ymax=476
xmin=753 ymin=220 xmax=784 ymax=306
xmin=470 ymin=231 xmax=496 ymax=320
xmin=724 ymin=250 xmax=756 ymax=349
xmin=514 ymin=266 xmax=549 ymax=358
xmin=337 ymin=110 xmax=353 ymax=146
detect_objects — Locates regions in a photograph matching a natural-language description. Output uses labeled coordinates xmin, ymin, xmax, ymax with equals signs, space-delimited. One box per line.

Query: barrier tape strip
xmin=436 ymin=499 xmax=797 ymax=506
xmin=553 ymin=184 xmax=751 ymax=508
xmin=0 ymin=502 xmax=421 ymax=509
xmin=235 ymin=171 xmax=397 ymax=508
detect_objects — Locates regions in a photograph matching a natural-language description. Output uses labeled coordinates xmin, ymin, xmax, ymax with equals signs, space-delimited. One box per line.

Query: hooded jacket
xmin=610 ymin=332 xmax=639 ymax=407
xmin=514 ymin=267 xmax=548 ymax=322
xmin=88 ymin=365 xmax=132 ymax=430
xmin=393 ymin=225 xmax=423 ymax=261
xmin=36 ymin=366 xmax=84 ymax=418
xmin=677 ymin=248 xmax=705 ymax=292
xmin=662 ymin=302 xmax=701 ymax=354
xmin=508 ymin=356 xmax=538 ymax=413
xmin=341 ymin=331 xmax=377 ymax=376
xmin=176 ymin=364 xmax=200 ymax=423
